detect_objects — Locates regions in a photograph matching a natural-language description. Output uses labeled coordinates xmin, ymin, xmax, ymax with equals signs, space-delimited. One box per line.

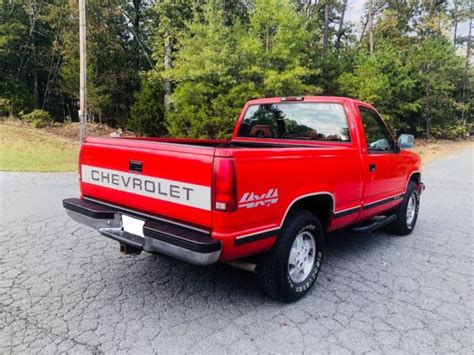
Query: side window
xmin=359 ymin=106 xmax=395 ymax=152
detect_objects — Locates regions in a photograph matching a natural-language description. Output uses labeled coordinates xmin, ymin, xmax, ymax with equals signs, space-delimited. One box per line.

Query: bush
xmin=21 ymin=109 xmax=53 ymax=128
xmin=430 ymin=122 xmax=469 ymax=139
xmin=0 ymin=98 xmax=11 ymax=117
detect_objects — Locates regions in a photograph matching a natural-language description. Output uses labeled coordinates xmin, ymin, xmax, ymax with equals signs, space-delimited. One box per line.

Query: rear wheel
xmin=388 ymin=181 xmax=420 ymax=235
xmin=259 ymin=210 xmax=324 ymax=302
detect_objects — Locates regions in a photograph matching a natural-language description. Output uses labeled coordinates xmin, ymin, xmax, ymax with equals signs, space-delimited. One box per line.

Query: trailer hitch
xmin=120 ymin=243 xmax=142 ymax=256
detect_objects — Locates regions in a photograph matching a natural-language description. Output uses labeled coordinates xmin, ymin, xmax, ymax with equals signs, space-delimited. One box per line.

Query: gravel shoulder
xmin=413 ymin=138 xmax=474 ymax=165
xmin=0 ymin=148 xmax=473 ymax=354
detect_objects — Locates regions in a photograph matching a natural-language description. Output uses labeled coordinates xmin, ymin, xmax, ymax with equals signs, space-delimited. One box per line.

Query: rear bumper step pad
xmin=144 ymin=220 xmax=220 ymax=253
xmin=63 ymin=198 xmax=221 ymax=265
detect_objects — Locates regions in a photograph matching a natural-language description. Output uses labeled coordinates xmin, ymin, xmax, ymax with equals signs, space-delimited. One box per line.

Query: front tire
xmin=259 ymin=210 xmax=324 ymax=302
xmin=388 ymin=181 xmax=420 ymax=236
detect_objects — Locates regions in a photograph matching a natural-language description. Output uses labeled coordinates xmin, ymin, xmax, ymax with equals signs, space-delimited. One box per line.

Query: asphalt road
xmin=1 ymin=148 xmax=473 ymax=354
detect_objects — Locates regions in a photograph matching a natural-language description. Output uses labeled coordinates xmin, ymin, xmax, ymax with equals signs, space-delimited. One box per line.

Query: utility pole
xmin=79 ymin=0 xmax=87 ymax=144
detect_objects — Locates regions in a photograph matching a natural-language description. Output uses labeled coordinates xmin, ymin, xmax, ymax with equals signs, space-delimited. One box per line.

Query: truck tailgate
xmin=79 ymin=137 xmax=215 ymax=228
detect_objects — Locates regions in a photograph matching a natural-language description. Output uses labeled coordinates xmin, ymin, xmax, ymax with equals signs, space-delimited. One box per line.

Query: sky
xmin=345 ymin=0 xmax=365 ymax=28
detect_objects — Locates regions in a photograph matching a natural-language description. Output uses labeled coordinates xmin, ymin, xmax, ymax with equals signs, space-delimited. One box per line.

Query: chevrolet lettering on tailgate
xmin=81 ymin=165 xmax=211 ymax=210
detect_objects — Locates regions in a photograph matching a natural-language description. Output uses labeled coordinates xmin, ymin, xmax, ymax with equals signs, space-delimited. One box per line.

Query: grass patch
xmin=0 ymin=123 xmax=78 ymax=172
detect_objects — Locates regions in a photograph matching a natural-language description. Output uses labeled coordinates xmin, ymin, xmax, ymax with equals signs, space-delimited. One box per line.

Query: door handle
xmin=369 ymin=164 xmax=376 ymax=172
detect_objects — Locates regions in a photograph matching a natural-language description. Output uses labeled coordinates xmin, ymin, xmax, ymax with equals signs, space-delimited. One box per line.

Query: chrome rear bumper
xmin=63 ymin=198 xmax=221 ymax=265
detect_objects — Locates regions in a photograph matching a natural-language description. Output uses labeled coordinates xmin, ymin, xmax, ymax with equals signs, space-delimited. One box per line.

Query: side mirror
xmin=398 ymin=134 xmax=414 ymax=149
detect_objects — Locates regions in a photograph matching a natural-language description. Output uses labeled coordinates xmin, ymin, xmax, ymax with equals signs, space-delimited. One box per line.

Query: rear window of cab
xmin=237 ymin=102 xmax=350 ymax=142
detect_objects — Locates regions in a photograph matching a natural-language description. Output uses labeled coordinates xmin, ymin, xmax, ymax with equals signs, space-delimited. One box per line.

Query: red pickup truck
xmin=64 ymin=96 xmax=424 ymax=302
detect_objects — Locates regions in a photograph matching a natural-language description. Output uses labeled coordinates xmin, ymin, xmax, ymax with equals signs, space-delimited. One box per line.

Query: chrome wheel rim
xmin=406 ymin=193 xmax=417 ymax=226
xmin=288 ymin=231 xmax=316 ymax=283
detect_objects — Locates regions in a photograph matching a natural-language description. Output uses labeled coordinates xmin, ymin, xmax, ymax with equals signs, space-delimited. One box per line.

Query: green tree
xmin=1 ymin=0 xmax=57 ymax=115
xmin=241 ymin=0 xmax=318 ymax=96
xmin=0 ymin=1 xmax=30 ymax=115
xmin=57 ymin=0 xmax=155 ymax=125
xmin=338 ymin=41 xmax=418 ymax=130
xmin=164 ymin=2 xmax=249 ymax=138
xmin=165 ymin=0 xmax=319 ymax=138
xmin=408 ymin=37 xmax=465 ymax=138
xmin=152 ymin=0 xmax=198 ymax=110
xmin=1 ymin=0 xmax=470 ymax=140
xmin=129 ymin=72 xmax=165 ymax=136
xmin=1 ymin=0 xmax=155 ymax=124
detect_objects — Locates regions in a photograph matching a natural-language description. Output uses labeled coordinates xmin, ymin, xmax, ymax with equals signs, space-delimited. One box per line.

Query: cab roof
xmin=246 ymin=96 xmax=357 ymax=105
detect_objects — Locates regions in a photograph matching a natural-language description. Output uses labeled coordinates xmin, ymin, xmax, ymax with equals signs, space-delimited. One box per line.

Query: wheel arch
xmin=407 ymin=171 xmax=421 ymax=190
xmin=282 ymin=193 xmax=334 ymax=231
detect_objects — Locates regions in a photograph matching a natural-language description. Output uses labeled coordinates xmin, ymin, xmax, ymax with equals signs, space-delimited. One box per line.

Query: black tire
xmin=258 ymin=210 xmax=324 ymax=302
xmin=388 ymin=181 xmax=420 ymax=236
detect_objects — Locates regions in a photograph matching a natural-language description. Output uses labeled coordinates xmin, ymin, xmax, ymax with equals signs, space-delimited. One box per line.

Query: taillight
xmin=213 ymin=157 xmax=237 ymax=212
xmin=78 ymin=145 xmax=84 ymax=198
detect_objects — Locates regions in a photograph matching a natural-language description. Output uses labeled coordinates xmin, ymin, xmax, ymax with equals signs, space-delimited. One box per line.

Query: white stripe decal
xmin=81 ymin=165 xmax=211 ymax=211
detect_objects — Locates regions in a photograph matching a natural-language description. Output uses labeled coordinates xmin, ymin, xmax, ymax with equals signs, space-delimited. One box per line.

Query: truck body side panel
xmin=212 ymin=146 xmax=363 ymax=261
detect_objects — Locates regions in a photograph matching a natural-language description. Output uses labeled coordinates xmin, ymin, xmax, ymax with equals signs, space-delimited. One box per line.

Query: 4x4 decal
xmin=239 ymin=188 xmax=279 ymax=209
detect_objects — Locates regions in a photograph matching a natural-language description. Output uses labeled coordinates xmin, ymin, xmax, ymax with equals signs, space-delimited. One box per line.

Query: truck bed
xmin=118 ymin=136 xmax=330 ymax=149
xmin=78 ymin=136 xmax=340 ymax=230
